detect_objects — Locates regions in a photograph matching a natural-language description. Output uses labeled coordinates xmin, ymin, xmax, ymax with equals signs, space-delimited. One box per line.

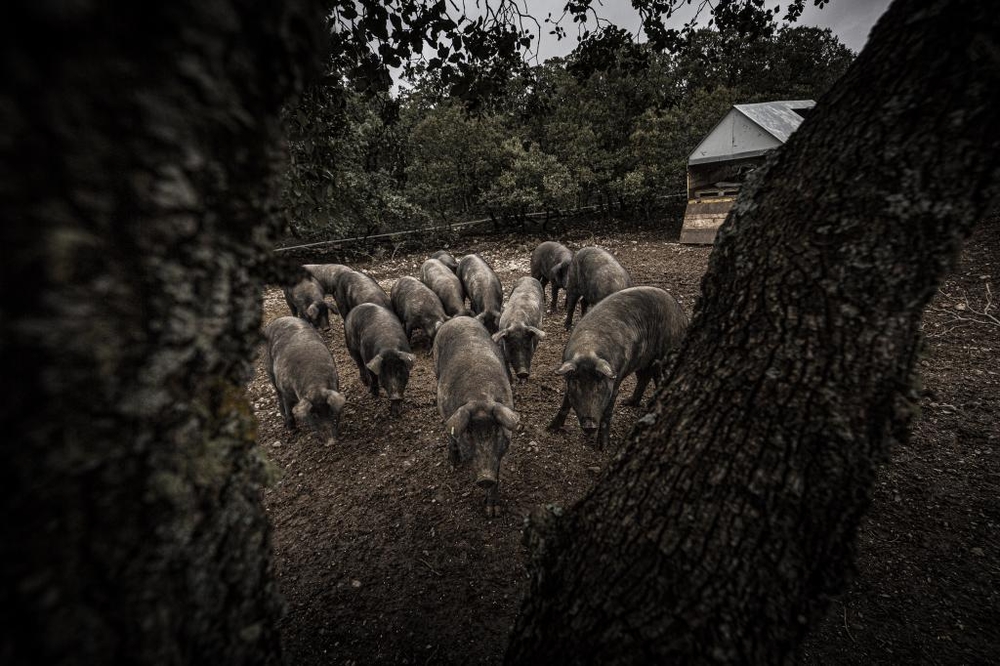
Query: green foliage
xmin=627 ymin=87 xmax=741 ymax=200
xmin=280 ymin=3 xmax=856 ymax=243
xmin=480 ymin=140 xmax=578 ymax=218
xmin=281 ymin=85 xmax=426 ymax=241
xmin=404 ymin=102 xmax=508 ymax=222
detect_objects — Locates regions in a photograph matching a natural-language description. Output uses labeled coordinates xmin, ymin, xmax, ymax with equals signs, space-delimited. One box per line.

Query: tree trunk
xmin=0 ymin=2 xmax=320 ymax=664
xmin=507 ymin=1 xmax=1000 ymax=663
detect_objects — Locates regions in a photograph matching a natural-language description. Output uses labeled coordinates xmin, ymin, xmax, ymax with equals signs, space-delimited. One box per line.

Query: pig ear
xmin=292 ymin=399 xmax=312 ymax=422
xmin=306 ymin=303 xmax=319 ymax=319
xmin=366 ymin=354 xmax=383 ymax=375
xmin=555 ymin=361 xmax=576 ymax=375
xmin=492 ymin=404 xmax=519 ymax=431
xmin=398 ymin=352 xmax=416 ymax=369
xmin=526 ymin=326 xmax=546 ymax=339
xmin=595 ymin=357 xmax=616 ymax=379
xmin=325 ymin=390 xmax=346 ymax=413
xmin=474 ymin=312 xmax=487 ymax=323
xmin=492 ymin=328 xmax=508 ymax=342
xmin=434 ymin=320 xmax=444 ymax=331
xmin=445 ymin=404 xmax=472 ymax=437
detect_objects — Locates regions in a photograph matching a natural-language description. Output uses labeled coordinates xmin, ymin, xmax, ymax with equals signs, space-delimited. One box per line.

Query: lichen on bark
xmin=0 ymin=2 xmax=323 ymax=664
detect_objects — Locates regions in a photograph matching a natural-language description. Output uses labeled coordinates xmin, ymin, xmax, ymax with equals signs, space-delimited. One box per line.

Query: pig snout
xmin=474 ymin=455 xmax=501 ymax=489
xmin=515 ymin=369 xmax=530 ymax=381
xmin=476 ymin=471 xmax=497 ymax=489
xmin=390 ymin=398 xmax=404 ymax=417
xmin=580 ymin=418 xmax=599 ymax=434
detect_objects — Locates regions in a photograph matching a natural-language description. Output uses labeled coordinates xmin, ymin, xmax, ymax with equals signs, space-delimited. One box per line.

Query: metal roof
xmin=734 ymin=100 xmax=815 ymax=143
xmin=687 ymin=100 xmax=815 ymax=166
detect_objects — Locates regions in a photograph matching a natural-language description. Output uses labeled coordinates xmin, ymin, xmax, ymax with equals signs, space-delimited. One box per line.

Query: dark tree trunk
xmin=0 ymin=2 xmax=320 ymax=664
xmin=508 ymin=1 xmax=1000 ymax=663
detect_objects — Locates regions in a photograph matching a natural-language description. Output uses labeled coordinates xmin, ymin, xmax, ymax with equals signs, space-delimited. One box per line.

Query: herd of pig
xmin=264 ymin=241 xmax=689 ymax=515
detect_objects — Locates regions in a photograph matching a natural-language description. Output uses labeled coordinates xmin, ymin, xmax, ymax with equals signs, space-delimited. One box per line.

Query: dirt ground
xmin=249 ymin=218 xmax=999 ymax=665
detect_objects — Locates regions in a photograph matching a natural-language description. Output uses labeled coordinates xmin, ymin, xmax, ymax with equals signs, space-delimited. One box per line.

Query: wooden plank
xmin=679 ymin=227 xmax=720 ymax=244
xmin=679 ymin=198 xmax=735 ymax=245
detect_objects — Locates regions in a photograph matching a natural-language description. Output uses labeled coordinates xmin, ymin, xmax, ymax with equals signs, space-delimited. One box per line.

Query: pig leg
xmin=349 ymin=349 xmax=369 ymax=388
xmin=368 ymin=371 xmax=380 ymax=398
xmin=597 ymin=384 xmax=621 ymax=450
xmin=580 ymin=299 xmax=589 ymax=315
xmin=549 ymin=284 xmax=560 ymax=313
xmin=623 ymin=369 xmax=653 ymax=407
xmin=484 ymin=484 xmax=500 ymax=518
xmin=547 ymin=392 xmax=572 ymax=431
xmin=447 ymin=435 xmax=461 ymax=467
xmin=564 ymin=290 xmax=580 ymax=330
xmin=498 ymin=341 xmax=513 ymax=383
xmin=279 ymin=392 xmax=296 ymax=430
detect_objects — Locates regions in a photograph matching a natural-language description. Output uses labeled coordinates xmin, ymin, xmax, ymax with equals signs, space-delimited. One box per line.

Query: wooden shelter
xmin=679 ymin=100 xmax=815 ymax=244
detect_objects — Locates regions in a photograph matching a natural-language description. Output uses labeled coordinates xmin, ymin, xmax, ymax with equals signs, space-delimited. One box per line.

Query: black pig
xmin=493 ymin=277 xmax=546 ymax=382
xmin=334 ymin=270 xmax=391 ymax=318
xmin=530 ymin=241 xmax=573 ymax=312
xmin=457 ymin=253 xmax=503 ymax=334
xmin=283 ymin=276 xmax=331 ymax=330
xmin=264 ymin=316 xmax=346 ymax=445
xmin=391 ymin=276 xmax=449 ymax=347
xmin=434 ymin=317 xmax=519 ymax=516
xmin=420 ymin=258 xmax=469 ymax=317
xmin=548 ymin=286 xmax=688 ymax=449
xmin=344 ymin=303 xmax=415 ymax=417
xmin=430 ymin=250 xmax=459 ymax=272
xmin=563 ymin=246 xmax=633 ymax=330
xmin=304 ymin=263 xmax=352 ymax=296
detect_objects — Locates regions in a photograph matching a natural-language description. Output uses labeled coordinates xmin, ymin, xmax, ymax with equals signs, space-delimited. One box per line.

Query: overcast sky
xmin=524 ymin=0 xmax=893 ymax=62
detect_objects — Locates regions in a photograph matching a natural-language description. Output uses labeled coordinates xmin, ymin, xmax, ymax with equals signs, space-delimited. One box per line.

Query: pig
xmin=303 ymin=263 xmax=352 ymax=296
xmin=530 ymin=241 xmax=573 ymax=312
xmin=263 ymin=316 xmax=346 ymax=445
xmin=493 ymin=277 xmax=546 ymax=382
xmin=548 ymin=286 xmax=688 ymax=450
xmin=456 ymin=253 xmax=503 ymax=334
xmin=430 ymin=250 xmax=459 ymax=272
xmin=333 ymin=269 xmax=391 ymax=317
xmin=283 ymin=276 xmax=331 ymax=330
xmin=563 ymin=246 xmax=633 ymax=330
xmin=390 ymin=276 xmax=449 ymax=348
xmin=434 ymin=316 xmax=519 ymax=516
xmin=343 ymin=303 xmax=415 ymax=417
xmin=420 ymin=258 xmax=469 ymax=317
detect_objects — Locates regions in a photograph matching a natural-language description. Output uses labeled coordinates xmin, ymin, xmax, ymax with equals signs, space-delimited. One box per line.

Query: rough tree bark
xmin=0 ymin=2 xmax=320 ymax=664
xmin=508 ymin=1 xmax=1000 ymax=663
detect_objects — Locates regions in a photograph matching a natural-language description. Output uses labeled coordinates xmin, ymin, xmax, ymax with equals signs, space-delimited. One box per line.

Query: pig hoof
xmin=622 ymin=398 xmax=641 ymax=407
xmin=546 ymin=421 xmax=563 ymax=432
xmin=485 ymin=503 xmax=501 ymax=518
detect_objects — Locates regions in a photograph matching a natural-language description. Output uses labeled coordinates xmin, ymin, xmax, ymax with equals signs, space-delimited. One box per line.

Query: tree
xmin=626 ymin=86 xmax=740 ymax=205
xmin=506 ymin=0 xmax=1000 ymax=662
xmin=4 ymin=1 xmax=996 ymax=664
xmin=0 ymin=1 xmax=322 ymax=663
xmin=479 ymin=139 xmax=578 ymax=221
xmin=282 ymin=86 xmax=424 ymax=241
xmin=405 ymin=102 xmax=508 ymax=221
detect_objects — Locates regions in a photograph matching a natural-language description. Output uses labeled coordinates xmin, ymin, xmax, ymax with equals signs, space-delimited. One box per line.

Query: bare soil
xmin=249 ymin=218 xmax=999 ymax=665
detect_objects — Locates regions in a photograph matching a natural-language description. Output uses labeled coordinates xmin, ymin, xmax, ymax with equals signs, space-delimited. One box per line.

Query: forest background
xmin=280 ymin=19 xmax=854 ymax=243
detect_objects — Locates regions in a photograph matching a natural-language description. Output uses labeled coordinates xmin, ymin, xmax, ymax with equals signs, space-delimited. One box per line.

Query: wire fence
xmin=274 ymin=192 xmax=687 ymax=253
